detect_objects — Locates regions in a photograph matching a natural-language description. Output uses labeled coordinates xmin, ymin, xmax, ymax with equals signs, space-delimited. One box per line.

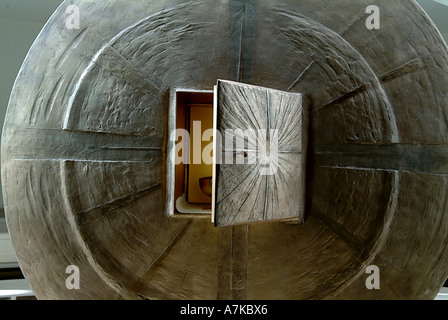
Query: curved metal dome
xmin=2 ymin=0 xmax=448 ymax=299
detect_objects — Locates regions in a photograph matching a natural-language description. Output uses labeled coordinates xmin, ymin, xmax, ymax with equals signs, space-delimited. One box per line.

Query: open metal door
xmin=212 ymin=80 xmax=307 ymax=227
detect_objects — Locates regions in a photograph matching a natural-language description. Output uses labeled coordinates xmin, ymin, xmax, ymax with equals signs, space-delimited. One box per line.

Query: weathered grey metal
xmin=2 ymin=0 xmax=448 ymax=299
xmin=213 ymin=80 xmax=306 ymax=227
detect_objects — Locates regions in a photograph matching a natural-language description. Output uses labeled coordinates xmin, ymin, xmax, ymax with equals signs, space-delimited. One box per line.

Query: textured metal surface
xmin=213 ymin=80 xmax=305 ymax=227
xmin=2 ymin=0 xmax=448 ymax=299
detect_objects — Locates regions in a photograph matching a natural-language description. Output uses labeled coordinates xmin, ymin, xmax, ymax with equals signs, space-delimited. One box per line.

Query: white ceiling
xmin=432 ymin=0 xmax=448 ymax=6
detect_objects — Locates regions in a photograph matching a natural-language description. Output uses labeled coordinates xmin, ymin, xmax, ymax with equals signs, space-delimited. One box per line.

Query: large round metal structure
xmin=2 ymin=0 xmax=448 ymax=299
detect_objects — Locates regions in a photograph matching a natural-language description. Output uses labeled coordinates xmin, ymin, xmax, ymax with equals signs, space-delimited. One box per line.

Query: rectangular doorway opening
xmin=167 ymin=89 xmax=214 ymax=215
xmin=167 ymin=80 xmax=306 ymax=227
